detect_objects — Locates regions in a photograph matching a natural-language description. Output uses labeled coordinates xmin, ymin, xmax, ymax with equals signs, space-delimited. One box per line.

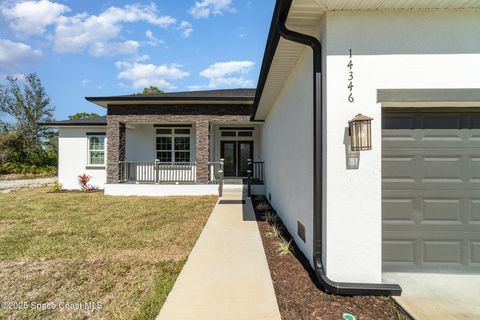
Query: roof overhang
xmin=40 ymin=123 xmax=107 ymax=128
xmin=252 ymin=0 xmax=480 ymax=120
xmin=86 ymin=97 xmax=254 ymax=108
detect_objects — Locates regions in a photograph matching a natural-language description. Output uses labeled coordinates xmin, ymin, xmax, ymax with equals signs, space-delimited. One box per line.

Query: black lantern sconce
xmin=348 ymin=114 xmax=373 ymax=151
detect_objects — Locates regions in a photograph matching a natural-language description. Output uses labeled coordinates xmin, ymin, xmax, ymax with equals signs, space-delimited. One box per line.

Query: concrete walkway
xmin=156 ymin=186 xmax=281 ymax=320
xmin=383 ymin=272 xmax=480 ymax=319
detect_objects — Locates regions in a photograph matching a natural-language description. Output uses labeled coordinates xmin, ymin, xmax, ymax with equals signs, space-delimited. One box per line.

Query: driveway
xmin=0 ymin=177 xmax=56 ymax=193
xmin=383 ymin=273 xmax=480 ymax=319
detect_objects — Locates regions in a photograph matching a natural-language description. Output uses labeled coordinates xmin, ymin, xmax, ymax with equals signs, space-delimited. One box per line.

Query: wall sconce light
xmin=348 ymin=114 xmax=373 ymax=151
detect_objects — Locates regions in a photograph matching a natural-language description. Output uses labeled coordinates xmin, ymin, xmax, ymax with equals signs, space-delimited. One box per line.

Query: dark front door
xmin=221 ymin=141 xmax=236 ymax=176
xmin=221 ymin=141 xmax=253 ymax=177
xmin=238 ymin=141 xmax=253 ymax=176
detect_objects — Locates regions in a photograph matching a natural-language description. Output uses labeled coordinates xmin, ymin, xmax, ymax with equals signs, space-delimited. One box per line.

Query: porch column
xmin=106 ymin=120 xmax=126 ymax=183
xmin=195 ymin=120 xmax=210 ymax=184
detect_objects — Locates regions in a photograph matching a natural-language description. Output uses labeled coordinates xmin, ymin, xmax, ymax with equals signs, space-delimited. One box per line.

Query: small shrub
xmin=262 ymin=211 xmax=279 ymax=224
xmin=52 ymin=181 xmax=63 ymax=192
xmin=256 ymin=202 xmax=271 ymax=212
xmin=266 ymin=223 xmax=283 ymax=238
xmin=78 ymin=174 xmax=92 ymax=192
xmin=277 ymin=238 xmax=293 ymax=256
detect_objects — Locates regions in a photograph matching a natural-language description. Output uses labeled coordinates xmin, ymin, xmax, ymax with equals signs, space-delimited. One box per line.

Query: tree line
xmin=0 ymin=74 xmax=57 ymax=176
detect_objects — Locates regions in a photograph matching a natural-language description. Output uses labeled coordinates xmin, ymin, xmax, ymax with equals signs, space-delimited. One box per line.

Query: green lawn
xmin=0 ymin=187 xmax=217 ymax=320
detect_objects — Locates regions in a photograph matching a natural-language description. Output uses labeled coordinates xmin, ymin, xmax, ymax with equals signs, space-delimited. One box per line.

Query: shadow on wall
xmin=343 ymin=127 xmax=359 ymax=170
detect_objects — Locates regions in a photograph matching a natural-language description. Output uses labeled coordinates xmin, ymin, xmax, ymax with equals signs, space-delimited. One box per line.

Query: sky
xmin=0 ymin=0 xmax=275 ymax=120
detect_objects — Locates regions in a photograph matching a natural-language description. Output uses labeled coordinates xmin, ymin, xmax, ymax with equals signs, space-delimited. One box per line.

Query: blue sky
xmin=0 ymin=0 xmax=275 ymax=120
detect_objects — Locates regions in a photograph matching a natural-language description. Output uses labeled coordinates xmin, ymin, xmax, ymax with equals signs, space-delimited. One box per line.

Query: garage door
xmin=382 ymin=110 xmax=480 ymax=272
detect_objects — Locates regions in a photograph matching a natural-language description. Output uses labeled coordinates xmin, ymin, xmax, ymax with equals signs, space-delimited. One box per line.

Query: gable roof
xmin=86 ymin=88 xmax=256 ymax=107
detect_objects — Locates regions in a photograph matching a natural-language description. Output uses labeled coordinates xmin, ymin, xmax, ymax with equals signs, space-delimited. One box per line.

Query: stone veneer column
xmin=195 ymin=120 xmax=210 ymax=184
xmin=106 ymin=120 xmax=125 ymax=183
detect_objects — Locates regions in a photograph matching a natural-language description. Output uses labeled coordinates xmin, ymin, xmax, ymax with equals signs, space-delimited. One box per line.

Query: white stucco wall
xmin=58 ymin=127 xmax=107 ymax=189
xmin=261 ymin=47 xmax=315 ymax=267
xmin=262 ymin=8 xmax=480 ymax=284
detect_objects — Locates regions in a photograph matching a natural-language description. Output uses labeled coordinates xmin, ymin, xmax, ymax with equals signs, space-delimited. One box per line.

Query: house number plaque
xmin=347 ymin=49 xmax=354 ymax=103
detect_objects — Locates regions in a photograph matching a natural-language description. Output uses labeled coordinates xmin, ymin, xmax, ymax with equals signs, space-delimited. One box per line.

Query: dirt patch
xmin=251 ymin=196 xmax=409 ymax=320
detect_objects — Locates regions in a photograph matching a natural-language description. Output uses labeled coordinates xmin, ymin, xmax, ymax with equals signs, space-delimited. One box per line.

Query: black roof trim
xmin=86 ymin=88 xmax=256 ymax=103
xmin=250 ymin=0 xmax=292 ymax=120
xmin=40 ymin=116 xmax=107 ymax=126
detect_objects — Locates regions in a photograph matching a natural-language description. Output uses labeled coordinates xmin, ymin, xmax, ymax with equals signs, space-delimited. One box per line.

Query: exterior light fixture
xmin=348 ymin=114 xmax=373 ymax=151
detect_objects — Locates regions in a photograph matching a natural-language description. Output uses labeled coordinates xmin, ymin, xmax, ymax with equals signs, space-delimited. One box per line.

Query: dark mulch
xmin=251 ymin=196 xmax=409 ymax=320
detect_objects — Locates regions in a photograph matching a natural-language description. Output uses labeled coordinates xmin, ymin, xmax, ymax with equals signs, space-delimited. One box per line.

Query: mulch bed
xmin=251 ymin=196 xmax=410 ymax=320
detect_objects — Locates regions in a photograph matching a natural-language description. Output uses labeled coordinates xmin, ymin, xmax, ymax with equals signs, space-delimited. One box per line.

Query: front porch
xmin=106 ymin=119 xmax=264 ymax=195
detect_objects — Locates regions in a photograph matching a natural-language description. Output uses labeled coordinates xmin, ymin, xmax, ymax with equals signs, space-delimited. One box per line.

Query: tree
xmin=68 ymin=112 xmax=101 ymax=120
xmin=0 ymin=73 xmax=55 ymax=160
xmin=141 ymin=86 xmax=164 ymax=95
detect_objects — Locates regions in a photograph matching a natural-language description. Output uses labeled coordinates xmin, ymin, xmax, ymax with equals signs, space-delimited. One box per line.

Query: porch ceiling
xmin=253 ymin=0 xmax=480 ymax=120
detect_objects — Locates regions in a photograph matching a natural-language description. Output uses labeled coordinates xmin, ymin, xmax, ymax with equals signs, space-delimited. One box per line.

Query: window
xmin=237 ymin=131 xmax=253 ymax=137
xmin=156 ymin=128 xmax=191 ymax=163
xmin=88 ymin=135 xmax=105 ymax=166
xmin=221 ymin=131 xmax=236 ymax=137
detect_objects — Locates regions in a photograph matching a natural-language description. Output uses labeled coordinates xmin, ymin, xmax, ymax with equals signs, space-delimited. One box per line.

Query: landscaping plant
xmin=78 ymin=174 xmax=91 ymax=192
xmin=277 ymin=237 xmax=293 ymax=255
xmin=52 ymin=181 xmax=63 ymax=192
xmin=262 ymin=211 xmax=279 ymax=224
xmin=256 ymin=201 xmax=271 ymax=212
xmin=266 ymin=223 xmax=283 ymax=238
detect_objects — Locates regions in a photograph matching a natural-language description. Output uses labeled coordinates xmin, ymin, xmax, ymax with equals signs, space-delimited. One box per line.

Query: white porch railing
xmin=119 ymin=161 xmax=197 ymax=184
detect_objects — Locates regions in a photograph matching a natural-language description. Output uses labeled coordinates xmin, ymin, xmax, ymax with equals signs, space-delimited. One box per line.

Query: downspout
xmin=278 ymin=5 xmax=401 ymax=296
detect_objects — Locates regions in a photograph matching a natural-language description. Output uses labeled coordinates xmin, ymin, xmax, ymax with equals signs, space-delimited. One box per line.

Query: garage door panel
xmin=383 ymin=240 xmax=416 ymax=265
xmin=423 ymin=240 xmax=462 ymax=264
xmin=383 ymin=111 xmax=480 ymax=273
xmin=383 ymin=129 xmax=480 ymax=148
xmin=382 ymin=197 xmax=416 ymax=222
xmin=471 ymin=241 xmax=480 ymax=264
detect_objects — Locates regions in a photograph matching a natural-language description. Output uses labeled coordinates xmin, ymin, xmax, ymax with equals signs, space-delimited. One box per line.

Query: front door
xmin=221 ymin=141 xmax=236 ymax=176
xmin=238 ymin=141 xmax=253 ymax=176
xmin=221 ymin=141 xmax=253 ymax=177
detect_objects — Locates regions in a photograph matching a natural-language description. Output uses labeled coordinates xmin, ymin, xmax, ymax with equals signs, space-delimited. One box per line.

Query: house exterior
xmin=44 ymin=0 xmax=480 ymax=296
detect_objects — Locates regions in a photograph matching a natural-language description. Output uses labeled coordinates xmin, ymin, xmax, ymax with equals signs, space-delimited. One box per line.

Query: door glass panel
xmin=223 ymin=142 xmax=236 ymax=176
xmin=238 ymin=142 xmax=252 ymax=176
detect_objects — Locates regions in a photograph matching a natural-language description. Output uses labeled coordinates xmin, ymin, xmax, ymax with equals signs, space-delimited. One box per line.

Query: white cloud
xmin=189 ymin=0 xmax=235 ymax=19
xmin=187 ymin=85 xmax=204 ymax=91
xmin=0 ymin=39 xmax=42 ymax=74
xmin=116 ymin=61 xmax=189 ymax=90
xmin=145 ymin=30 xmax=165 ymax=47
xmin=1 ymin=0 xmax=70 ymax=36
xmin=89 ymin=40 xmax=140 ymax=57
xmin=81 ymin=78 xmax=91 ymax=86
xmin=178 ymin=21 xmax=193 ymax=38
xmin=53 ymin=3 xmax=175 ymax=56
xmin=198 ymin=60 xmax=254 ymax=88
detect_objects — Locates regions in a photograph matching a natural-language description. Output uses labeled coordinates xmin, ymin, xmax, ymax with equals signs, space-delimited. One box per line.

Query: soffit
xmin=254 ymin=0 xmax=480 ymax=120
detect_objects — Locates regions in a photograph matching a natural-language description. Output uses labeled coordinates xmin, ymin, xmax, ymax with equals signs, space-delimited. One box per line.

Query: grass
xmin=0 ymin=187 xmax=217 ymax=320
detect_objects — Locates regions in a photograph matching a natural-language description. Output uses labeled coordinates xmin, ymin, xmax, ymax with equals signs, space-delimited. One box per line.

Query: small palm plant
xmin=256 ymin=202 xmax=271 ymax=212
xmin=262 ymin=211 xmax=279 ymax=224
xmin=277 ymin=237 xmax=293 ymax=256
xmin=266 ymin=223 xmax=283 ymax=238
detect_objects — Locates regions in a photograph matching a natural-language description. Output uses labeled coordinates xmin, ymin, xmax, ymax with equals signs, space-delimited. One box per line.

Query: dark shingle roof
xmin=40 ymin=116 xmax=107 ymax=126
xmin=86 ymin=88 xmax=256 ymax=103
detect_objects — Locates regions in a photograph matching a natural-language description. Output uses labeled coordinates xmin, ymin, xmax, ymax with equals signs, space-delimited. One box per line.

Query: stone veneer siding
xmin=106 ymin=104 xmax=252 ymax=184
